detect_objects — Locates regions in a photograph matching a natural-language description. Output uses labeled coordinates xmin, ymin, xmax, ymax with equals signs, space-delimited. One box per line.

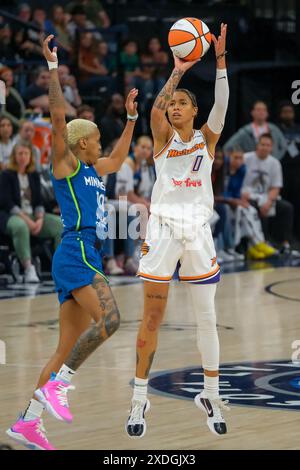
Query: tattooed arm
xmin=42 ymin=35 xmax=77 ymax=179
xmin=151 ymin=54 xmax=199 ymax=155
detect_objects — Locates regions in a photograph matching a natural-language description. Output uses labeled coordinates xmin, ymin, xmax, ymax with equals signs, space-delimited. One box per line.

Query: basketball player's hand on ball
xmin=125 ymin=88 xmax=139 ymax=116
xmin=42 ymin=35 xmax=58 ymax=62
xmin=211 ymin=23 xmax=227 ymax=58
xmin=173 ymin=53 xmax=200 ymax=73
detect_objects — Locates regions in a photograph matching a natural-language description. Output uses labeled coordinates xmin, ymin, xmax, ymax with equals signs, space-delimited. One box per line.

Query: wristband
xmin=47 ymin=61 xmax=58 ymax=70
xmin=127 ymin=113 xmax=138 ymax=122
xmin=47 ymin=51 xmax=58 ymax=70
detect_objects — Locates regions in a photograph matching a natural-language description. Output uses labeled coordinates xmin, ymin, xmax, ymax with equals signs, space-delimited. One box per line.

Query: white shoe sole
xmin=34 ymin=389 xmax=71 ymax=423
xmin=194 ymin=395 xmax=224 ymax=437
xmin=6 ymin=428 xmax=46 ymax=450
xmin=126 ymin=400 xmax=150 ymax=439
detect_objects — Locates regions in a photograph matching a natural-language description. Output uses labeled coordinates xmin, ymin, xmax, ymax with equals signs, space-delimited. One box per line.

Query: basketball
xmin=168 ymin=17 xmax=212 ymax=61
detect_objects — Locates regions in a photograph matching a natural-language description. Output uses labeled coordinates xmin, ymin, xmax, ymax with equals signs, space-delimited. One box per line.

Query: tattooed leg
xmin=136 ymin=281 xmax=169 ymax=379
xmin=64 ymin=274 xmax=120 ymax=371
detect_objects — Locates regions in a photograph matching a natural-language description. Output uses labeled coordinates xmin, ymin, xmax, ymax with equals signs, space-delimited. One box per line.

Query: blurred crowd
xmin=0 ymin=2 xmax=300 ymax=283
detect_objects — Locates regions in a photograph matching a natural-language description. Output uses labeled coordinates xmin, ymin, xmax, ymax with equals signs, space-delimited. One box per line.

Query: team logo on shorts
xmin=140 ymin=242 xmax=150 ymax=258
xmin=148 ymin=360 xmax=300 ymax=411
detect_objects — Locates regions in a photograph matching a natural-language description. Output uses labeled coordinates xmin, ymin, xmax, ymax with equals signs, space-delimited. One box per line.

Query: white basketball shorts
xmin=137 ymin=214 xmax=220 ymax=284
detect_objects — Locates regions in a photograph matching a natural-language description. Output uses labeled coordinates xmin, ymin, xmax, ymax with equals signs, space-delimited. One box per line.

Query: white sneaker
xmin=218 ymin=249 xmax=235 ymax=262
xmin=225 ymin=249 xmax=245 ymax=261
xmin=194 ymin=391 xmax=229 ymax=436
xmin=126 ymin=399 xmax=150 ymax=438
xmin=105 ymin=258 xmax=124 ymax=275
xmin=24 ymin=265 xmax=40 ymax=283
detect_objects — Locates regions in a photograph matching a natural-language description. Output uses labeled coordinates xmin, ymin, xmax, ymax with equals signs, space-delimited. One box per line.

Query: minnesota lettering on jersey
xmin=84 ymin=176 xmax=105 ymax=190
xmin=166 ymin=142 xmax=205 ymax=159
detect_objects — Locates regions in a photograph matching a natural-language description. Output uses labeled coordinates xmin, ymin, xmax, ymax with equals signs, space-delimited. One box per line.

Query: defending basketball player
xmin=6 ymin=35 xmax=138 ymax=450
xmin=126 ymin=23 xmax=229 ymax=437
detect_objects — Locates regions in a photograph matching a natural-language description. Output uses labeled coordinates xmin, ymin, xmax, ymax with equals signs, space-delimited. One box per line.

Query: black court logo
xmin=148 ymin=360 xmax=300 ymax=411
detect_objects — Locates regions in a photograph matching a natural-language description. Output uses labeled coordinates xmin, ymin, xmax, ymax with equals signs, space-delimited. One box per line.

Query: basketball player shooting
xmin=126 ymin=23 xmax=229 ymax=438
xmin=6 ymin=35 xmax=138 ymax=450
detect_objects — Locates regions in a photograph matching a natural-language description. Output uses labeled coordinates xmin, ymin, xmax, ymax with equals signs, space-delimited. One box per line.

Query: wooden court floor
xmin=0 ymin=266 xmax=300 ymax=450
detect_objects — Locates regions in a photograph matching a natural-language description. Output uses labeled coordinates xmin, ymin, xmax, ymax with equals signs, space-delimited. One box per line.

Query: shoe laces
xmin=55 ymin=383 xmax=75 ymax=407
xmin=211 ymin=398 xmax=230 ymax=421
xmin=35 ymin=419 xmax=48 ymax=442
xmin=129 ymin=400 xmax=146 ymax=424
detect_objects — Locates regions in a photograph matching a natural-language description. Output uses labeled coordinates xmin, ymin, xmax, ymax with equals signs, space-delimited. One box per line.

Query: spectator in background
xmin=31 ymin=8 xmax=56 ymax=37
xmin=0 ymin=23 xmax=19 ymax=62
xmin=0 ymin=117 xmax=15 ymax=170
xmin=58 ymin=64 xmax=82 ymax=109
xmin=12 ymin=121 xmax=42 ymax=172
xmin=14 ymin=6 xmax=45 ymax=60
xmin=211 ymin=148 xmax=237 ymax=262
xmin=16 ymin=3 xmax=32 ymax=23
xmin=66 ymin=0 xmax=111 ymax=28
xmin=128 ymin=135 xmax=155 ymax=200
xmin=0 ymin=66 xmax=26 ymax=128
xmin=112 ymin=138 xmax=152 ymax=274
xmin=131 ymin=54 xmax=166 ymax=133
xmin=52 ymin=5 xmax=73 ymax=58
xmin=278 ymin=101 xmax=300 ymax=240
xmin=23 ymin=67 xmax=50 ymax=114
xmin=120 ymin=40 xmax=140 ymax=75
xmin=241 ymin=133 xmax=297 ymax=254
xmin=77 ymin=104 xmax=95 ymax=121
xmin=97 ymin=40 xmax=116 ymax=75
xmin=145 ymin=36 xmax=168 ymax=78
xmin=67 ymin=5 xmax=101 ymax=42
xmin=100 ymin=93 xmax=126 ymax=149
xmin=23 ymin=67 xmax=76 ymax=117
xmin=224 ymin=101 xmax=287 ymax=160
xmin=222 ymin=147 xmax=276 ymax=259
xmin=117 ymin=136 xmax=152 ymax=210
xmin=12 ymin=4 xmax=37 ymax=60
xmin=0 ymin=143 xmax=62 ymax=283
xmin=77 ymin=32 xmax=112 ymax=94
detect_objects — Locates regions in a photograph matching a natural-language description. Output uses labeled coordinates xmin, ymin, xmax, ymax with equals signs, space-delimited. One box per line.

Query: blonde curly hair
xmin=66 ymin=119 xmax=98 ymax=148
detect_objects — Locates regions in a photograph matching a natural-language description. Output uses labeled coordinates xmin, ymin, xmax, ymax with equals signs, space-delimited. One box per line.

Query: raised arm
xmin=95 ymin=89 xmax=139 ymax=176
xmin=151 ymin=55 xmax=199 ymax=153
xmin=42 ymin=35 xmax=77 ymax=178
xmin=202 ymin=23 xmax=229 ymax=157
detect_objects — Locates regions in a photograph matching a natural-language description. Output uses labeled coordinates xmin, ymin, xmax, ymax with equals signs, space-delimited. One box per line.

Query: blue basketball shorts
xmin=52 ymin=230 xmax=108 ymax=304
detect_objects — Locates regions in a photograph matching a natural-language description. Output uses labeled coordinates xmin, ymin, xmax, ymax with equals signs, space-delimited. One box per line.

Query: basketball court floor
xmin=0 ymin=259 xmax=300 ymax=450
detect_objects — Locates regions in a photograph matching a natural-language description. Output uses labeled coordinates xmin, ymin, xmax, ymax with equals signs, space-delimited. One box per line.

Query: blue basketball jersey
xmin=50 ymin=160 xmax=107 ymax=239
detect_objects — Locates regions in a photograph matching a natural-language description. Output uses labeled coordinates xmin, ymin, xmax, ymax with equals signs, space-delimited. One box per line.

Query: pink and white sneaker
xmin=6 ymin=416 xmax=55 ymax=450
xmin=34 ymin=373 xmax=75 ymax=423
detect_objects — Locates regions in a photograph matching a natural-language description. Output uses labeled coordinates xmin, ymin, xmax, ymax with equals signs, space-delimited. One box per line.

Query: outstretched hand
xmin=173 ymin=53 xmax=200 ymax=73
xmin=42 ymin=34 xmax=58 ymax=62
xmin=211 ymin=23 xmax=227 ymax=58
xmin=125 ymin=88 xmax=139 ymax=116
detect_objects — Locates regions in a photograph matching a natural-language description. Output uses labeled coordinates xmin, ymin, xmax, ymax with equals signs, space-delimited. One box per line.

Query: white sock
xmin=133 ymin=377 xmax=148 ymax=402
xmin=23 ymin=399 xmax=44 ymax=421
xmin=204 ymin=374 xmax=219 ymax=400
xmin=56 ymin=364 xmax=75 ymax=384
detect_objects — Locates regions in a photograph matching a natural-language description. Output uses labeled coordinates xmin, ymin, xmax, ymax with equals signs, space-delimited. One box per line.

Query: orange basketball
xmin=168 ymin=17 xmax=211 ymax=61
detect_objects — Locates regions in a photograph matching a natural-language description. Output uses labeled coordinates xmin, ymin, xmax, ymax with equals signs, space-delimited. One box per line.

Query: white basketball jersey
xmin=150 ymin=129 xmax=214 ymax=232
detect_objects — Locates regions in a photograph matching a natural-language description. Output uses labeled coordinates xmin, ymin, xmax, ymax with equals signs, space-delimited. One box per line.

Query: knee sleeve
xmin=188 ymin=284 xmax=219 ymax=371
